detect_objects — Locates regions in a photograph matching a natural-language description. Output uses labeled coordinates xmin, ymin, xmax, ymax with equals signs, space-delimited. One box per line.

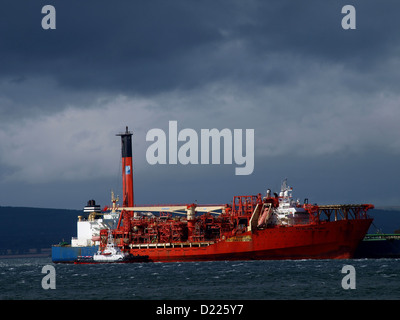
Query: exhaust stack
xmin=116 ymin=126 xmax=134 ymax=207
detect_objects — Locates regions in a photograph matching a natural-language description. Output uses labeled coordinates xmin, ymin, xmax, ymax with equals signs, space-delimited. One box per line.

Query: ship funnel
xmin=116 ymin=126 xmax=134 ymax=207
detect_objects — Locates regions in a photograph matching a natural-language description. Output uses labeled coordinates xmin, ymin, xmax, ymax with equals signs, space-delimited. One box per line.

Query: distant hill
xmin=0 ymin=206 xmax=399 ymax=256
xmin=368 ymin=208 xmax=400 ymax=234
xmin=0 ymin=206 xmax=80 ymax=255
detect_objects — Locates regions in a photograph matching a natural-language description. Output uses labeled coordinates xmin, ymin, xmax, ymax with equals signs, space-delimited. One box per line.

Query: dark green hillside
xmin=368 ymin=209 xmax=400 ymax=234
xmin=0 ymin=206 xmax=80 ymax=254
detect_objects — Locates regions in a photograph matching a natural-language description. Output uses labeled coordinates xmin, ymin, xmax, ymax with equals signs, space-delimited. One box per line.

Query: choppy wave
xmin=0 ymin=257 xmax=399 ymax=300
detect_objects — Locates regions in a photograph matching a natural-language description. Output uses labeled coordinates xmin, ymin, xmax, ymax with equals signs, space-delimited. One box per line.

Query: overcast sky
xmin=1 ymin=0 xmax=400 ymax=209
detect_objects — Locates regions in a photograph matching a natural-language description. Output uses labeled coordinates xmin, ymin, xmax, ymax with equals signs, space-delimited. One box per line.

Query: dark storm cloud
xmin=1 ymin=1 xmax=224 ymax=92
xmin=239 ymin=1 xmax=397 ymax=62
xmin=2 ymin=0 xmax=400 ymax=99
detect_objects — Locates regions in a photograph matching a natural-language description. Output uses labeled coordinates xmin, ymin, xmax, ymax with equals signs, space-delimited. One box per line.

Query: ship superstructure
xmin=71 ymin=197 xmax=120 ymax=247
xmin=52 ymin=195 xmax=120 ymax=262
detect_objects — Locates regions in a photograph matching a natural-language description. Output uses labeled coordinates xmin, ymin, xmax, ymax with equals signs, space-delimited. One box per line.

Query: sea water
xmin=0 ymin=257 xmax=399 ymax=300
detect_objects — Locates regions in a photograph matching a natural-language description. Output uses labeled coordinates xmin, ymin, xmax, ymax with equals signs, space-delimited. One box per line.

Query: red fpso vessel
xmin=99 ymin=127 xmax=374 ymax=262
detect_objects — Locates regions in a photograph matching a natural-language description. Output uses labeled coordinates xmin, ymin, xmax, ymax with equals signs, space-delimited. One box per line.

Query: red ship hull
xmin=126 ymin=218 xmax=372 ymax=262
